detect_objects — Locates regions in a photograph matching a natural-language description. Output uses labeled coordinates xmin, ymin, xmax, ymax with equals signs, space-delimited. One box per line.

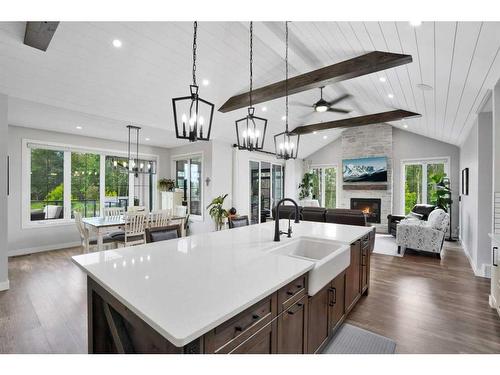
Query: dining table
xmin=82 ymin=215 xmax=186 ymax=251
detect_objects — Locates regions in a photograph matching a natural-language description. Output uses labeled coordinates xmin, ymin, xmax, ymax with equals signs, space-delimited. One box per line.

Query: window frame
xmin=310 ymin=164 xmax=340 ymax=208
xmin=400 ymin=156 xmax=451 ymax=213
xmin=171 ymin=152 xmax=204 ymax=221
xmin=22 ymin=138 xmax=159 ymax=229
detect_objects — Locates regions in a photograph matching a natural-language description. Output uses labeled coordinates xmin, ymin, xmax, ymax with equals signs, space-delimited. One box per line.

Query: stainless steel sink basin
xmin=271 ymin=237 xmax=350 ymax=296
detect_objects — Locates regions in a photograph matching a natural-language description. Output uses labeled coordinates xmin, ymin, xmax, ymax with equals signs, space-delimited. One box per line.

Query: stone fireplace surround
xmin=340 ymin=124 xmax=393 ymax=233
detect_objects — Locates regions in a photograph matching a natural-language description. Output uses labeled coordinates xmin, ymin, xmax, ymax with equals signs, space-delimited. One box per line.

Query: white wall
xmin=7 ymin=125 xmax=170 ymax=256
xmin=0 ymin=94 xmax=8 ymax=290
xmin=459 ymin=112 xmax=493 ymax=277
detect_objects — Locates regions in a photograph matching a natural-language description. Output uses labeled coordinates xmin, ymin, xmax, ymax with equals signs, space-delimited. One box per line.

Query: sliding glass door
xmin=311 ymin=166 xmax=338 ymax=208
xmin=402 ymin=158 xmax=449 ymax=214
xmin=249 ymin=161 xmax=284 ymax=224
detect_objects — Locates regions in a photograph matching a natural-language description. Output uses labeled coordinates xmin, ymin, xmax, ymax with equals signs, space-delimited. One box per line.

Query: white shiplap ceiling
xmin=0 ymin=21 xmax=499 ymax=157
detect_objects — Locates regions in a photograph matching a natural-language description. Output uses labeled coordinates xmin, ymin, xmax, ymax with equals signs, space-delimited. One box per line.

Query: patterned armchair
xmin=396 ymin=209 xmax=449 ymax=258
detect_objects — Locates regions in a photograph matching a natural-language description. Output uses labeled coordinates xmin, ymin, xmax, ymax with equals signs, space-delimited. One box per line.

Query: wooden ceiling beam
xmin=24 ymin=22 xmax=59 ymax=51
xmin=219 ymin=51 xmax=412 ymax=113
xmin=291 ymin=109 xmax=421 ymax=135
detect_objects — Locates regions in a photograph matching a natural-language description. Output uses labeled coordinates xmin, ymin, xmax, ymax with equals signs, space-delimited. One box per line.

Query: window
xmin=30 ymin=148 xmax=65 ymax=221
xmin=402 ymin=158 xmax=449 ymax=214
xmin=174 ymin=154 xmax=203 ymax=217
xmin=25 ymin=140 xmax=158 ymax=226
xmin=71 ymin=152 xmax=100 ymax=218
xmin=311 ymin=166 xmax=338 ymax=208
xmin=105 ymin=156 xmax=129 ymax=209
xmin=248 ymin=160 xmax=284 ymax=224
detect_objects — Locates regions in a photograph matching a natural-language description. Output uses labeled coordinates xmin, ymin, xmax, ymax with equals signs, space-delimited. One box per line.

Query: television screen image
xmin=343 ymin=156 xmax=388 ymax=182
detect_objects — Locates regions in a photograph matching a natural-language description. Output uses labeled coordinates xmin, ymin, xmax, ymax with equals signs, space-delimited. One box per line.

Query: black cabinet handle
xmin=286 ymin=291 xmax=294 ymax=296
xmin=287 ymin=302 xmax=304 ymax=315
xmin=235 ymin=314 xmax=260 ymax=332
xmin=328 ymin=287 xmax=336 ymax=306
xmin=494 ymin=247 xmax=498 ymax=267
xmin=296 ymin=285 xmax=303 ymax=289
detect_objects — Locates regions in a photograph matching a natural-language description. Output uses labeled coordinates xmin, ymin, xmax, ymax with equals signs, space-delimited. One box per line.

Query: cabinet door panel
xmin=231 ymin=320 xmax=277 ymax=354
xmin=329 ymin=272 xmax=345 ymax=331
xmin=307 ymin=285 xmax=329 ymax=353
xmin=345 ymin=241 xmax=361 ymax=312
xmin=278 ymin=296 xmax=307 ymax=354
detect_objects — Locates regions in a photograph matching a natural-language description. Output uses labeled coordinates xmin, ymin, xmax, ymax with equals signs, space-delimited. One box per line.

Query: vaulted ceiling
xmin=1 ymin=21 xmax=499 ymax=157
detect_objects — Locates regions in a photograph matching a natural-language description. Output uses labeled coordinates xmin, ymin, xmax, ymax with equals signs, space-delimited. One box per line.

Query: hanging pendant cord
xmin=285 ymin=21 xmax=289 ymax=132
xmin=192 ymin=21 xmax=197 ymax=86
xmin=249 ymin=21 xmax=253 ymax=108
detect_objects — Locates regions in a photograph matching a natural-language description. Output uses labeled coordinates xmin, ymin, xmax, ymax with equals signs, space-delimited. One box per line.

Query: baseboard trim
xmin=0 ymin=279 xmax=10 ymax=291
xmin=8 ymin=241 xmax=81 ymax=257
xmin=460 ymin=241 xmax=485 ymax=277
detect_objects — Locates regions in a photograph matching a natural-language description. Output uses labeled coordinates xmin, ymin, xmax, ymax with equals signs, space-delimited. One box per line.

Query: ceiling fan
xmin=292 ymin=86 xmax=352 ymax=114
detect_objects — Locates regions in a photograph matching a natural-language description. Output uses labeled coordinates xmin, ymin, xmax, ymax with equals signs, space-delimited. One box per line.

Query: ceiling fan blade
xmin=327 ymin=94 xmax=351 ymax=106
xmin=328 ymin=108 xmax=351 ymax=114
xmin=289 ymin=101 xmax=314 ymax=108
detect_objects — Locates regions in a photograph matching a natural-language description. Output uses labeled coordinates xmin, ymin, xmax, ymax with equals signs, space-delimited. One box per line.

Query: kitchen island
xmin=72 ymin=220 xmax=374 ymax=354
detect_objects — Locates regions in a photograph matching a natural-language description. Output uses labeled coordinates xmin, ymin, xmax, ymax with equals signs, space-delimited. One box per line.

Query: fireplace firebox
xmin=350 ymin=198 xmax=381 ymax=224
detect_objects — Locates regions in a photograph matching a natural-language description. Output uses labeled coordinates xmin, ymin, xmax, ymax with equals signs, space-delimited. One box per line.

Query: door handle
xmin=328 ymin=287 xmax=336 ymax=306
xmin=494 ymin=247 xmax=498 ymax=267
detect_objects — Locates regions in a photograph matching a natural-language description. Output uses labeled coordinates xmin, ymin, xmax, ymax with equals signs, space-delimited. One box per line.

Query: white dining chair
xmin=113 ymin=212 xmax=147 ymax=247
xmin=74 ymin=211 xmax=116 ymax=253
xmin=149 ymin=210 xmax=170 ymax=228
xmin=174 ymin=205 xmax=187 ymax=217
xmin=104 ymin=207 xmax=124 ymax=220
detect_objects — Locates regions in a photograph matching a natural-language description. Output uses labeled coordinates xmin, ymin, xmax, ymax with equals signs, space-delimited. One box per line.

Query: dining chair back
xmin=128 ymin=205 xmax=148 ymax=213
xmin=149 ymin=210 xmax=170 ymax=228
xmin=122 ymin=212 xmax=147 ymax=246
xmin=145 ymin=225 xmax=181 ymax=243
xmin=74 ymin=211 xmax=90 ymax=253
xmin=104 ymin=207 xmax=124 ymax=220
xmin=175 ymin=205 xmax=187 ymax=217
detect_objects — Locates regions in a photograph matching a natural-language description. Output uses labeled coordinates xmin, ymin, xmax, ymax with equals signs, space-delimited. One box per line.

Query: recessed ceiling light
xmin=145 ymin=137 xmax=150 ymax=141
xmin=403 ymin=124 xmax=408 ymax=129
xmin=409 ymin=21 xmax=422 ymax=27
xmin=388 ymin=93 xmax=394 ymax=99
xmin=262 ymin=106 xmax=267 ymax=112
xmin=202 ymin=79 xmax=210 ymax=86
xmin=313 ymin=131 xmax=317 ymax=135
xmin=379 ymin=77 xmax=387 ymax=83
xmin=76 ymin=126 xmax=83 ymax=130
xmin=112 ymin=39 xmax=122 ymax=48
xmin=323 ymin=135 xmax=328 ymax=140
xmin=416 ymin=83 xmax=433 ymax=91
xmin=281 ymin=115 xmax=286 ymax=121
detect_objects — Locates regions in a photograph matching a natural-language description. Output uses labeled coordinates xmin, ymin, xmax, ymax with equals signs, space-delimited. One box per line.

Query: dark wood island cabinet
xmin=85 ymin=229 xmax=375 ymax=354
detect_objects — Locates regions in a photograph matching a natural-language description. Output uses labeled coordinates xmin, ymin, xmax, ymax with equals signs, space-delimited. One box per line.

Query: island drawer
xmin=204 ymin=293 xmax=277 ymax=354
xmin=277 ymin=274 xmax=307 ymax=313
xmin=361 ymin=235 xmax=370 ymax=250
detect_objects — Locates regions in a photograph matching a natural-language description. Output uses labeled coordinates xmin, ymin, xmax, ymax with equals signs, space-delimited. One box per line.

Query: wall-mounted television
xmin=343 ymin=156 xmax=388 ymax=183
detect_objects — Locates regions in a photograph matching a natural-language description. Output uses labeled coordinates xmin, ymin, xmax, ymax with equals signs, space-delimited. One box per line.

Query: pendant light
xmin=235 ymin=22 xmax=268 ymax=151
xmin=274 ymin=21 xmax=300 ymax=160
xmin=115 ymin=125 xmax=156 ymax=177
xmin=172 ymin=21 xmax=215 ymax=142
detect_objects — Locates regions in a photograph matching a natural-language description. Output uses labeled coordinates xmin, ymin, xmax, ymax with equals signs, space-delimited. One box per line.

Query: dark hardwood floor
xmin=1 ymin=241 xmax=499 ymax=354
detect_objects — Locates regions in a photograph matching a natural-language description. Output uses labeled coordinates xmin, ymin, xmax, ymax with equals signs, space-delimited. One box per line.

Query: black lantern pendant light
xmin=123 ymin=125 xmax=156 ymax=177
xmin=172 ymin=21 xmax=214 ymax=142
xmin=274 ymin=21 xmax=300 ymax=160
xmin=235 ymin=22 xmax=268 ymax=151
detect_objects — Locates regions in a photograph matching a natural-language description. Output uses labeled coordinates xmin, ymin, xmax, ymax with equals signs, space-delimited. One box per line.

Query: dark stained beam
xmin=219 ymin=51 xmax=412 ymax=113
xmin=292 ymin=109 xmax=421 ymax=135
xmin=24 ymin=22 xmax=59 ymax=51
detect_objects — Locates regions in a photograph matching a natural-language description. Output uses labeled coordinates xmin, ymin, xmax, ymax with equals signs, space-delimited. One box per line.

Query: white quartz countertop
xmin=72 ymin=220 xmax=372 ymax=347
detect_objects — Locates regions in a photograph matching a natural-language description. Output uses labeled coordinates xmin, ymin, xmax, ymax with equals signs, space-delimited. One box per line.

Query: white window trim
xmin=171 ymin=151 xmax=204 ymax=221
xmin=400 ymin=156 xmax=451 ymax=213
xmin=310 ymin=164 xmax=340 ymax=208
xmin=22 ymin=138 xmax=160 ymax=229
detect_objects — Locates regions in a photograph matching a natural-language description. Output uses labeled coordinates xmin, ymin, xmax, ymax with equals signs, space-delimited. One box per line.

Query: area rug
xmin=373 ymin=234 xmax=402 ymax=257
xmin=321 ymin=323 xmax=396 ymax=354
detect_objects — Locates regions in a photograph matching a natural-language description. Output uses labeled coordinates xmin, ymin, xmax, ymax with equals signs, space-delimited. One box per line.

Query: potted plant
xmin=298 ymin=172 xmax=314 ymax=200
xmin=158 ymin=178 xmax=175 ymax=192
xmin=207 ymin=194 xmax=229 ymax=231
